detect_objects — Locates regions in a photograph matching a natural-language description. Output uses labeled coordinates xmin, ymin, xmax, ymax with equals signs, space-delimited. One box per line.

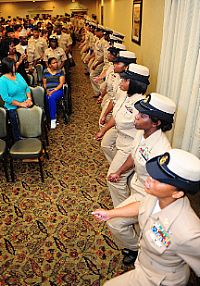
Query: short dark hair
xmin=128 ymin=79 xmax=148 ymax=95
xmin=48 ymin=57 xmax=57 ymax=65
xmin=2 ymin=57 xmax=16 ymax=75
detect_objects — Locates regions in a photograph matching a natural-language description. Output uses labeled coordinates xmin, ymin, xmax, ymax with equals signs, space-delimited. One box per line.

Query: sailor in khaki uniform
xmin=98 ymin=45 xmax=127 ymax=125
xmin=44 ymin=36 xmax=67 ymax=70
xmin=107 ymin=93 xmax=176 ymax=264
xmin=96 ymin=57 xmax=139 ymax=164
xmin=83 ymin=23 xmax=97 ymax=66
xmin=27 ymin=27 xmax=48 ymax=62
xmin=96 ymin=64 xmax=149 ymax=179
xmin=93 ymin=149 xmax=200 ymax=286
xmin=99 ymin=51 xmax=136 ymax=127
xmin=90 ymin=25 xmax=108 ymax=96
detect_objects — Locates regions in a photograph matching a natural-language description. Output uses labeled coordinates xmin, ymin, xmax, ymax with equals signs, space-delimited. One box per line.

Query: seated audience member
xmin=93 ymin=149 xmax=200 ymax=286
xmin=2 ymin=39 xmax=29 ymax=83
xmin=0 ymin=57 xmax=32 ymax=141
xmin=43 ymin=57 xmax=65 ymax=129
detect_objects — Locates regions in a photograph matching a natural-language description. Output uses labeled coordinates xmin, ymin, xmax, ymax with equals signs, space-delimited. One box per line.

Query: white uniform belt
xmin=138 ymin=251 xmax=186 ymax=273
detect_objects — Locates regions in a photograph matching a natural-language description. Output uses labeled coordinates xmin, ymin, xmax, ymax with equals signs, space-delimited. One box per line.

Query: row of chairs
xmin=0 ymin=106 xmax=48 ymax=182
xmin=0 ymin=83 xmax=72 ymax=182
xmin=30 ymin=83 xmax=72 ymax=125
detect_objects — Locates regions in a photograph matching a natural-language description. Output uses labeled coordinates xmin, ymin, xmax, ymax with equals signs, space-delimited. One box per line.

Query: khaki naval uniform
xmin=100 ymin=85 xmax=126 ymax=163
xmin=28 ymin=37 xmax=48 ymax=61
xmin=83 ymin=32 xmax=97 ymax=65
xmin=43 ymin=47 xmax=67 ymax=69
xmin=57 ymin=33 xmax=72 ymax=52
xmin=16 ymin=43 xmax=26 ymax=55
xmin=26 ymin=44 xmax=40 ymax=64
xmin=105 ymin=195 xmax=200 ymax=286
xmin=80 ymin=30 xmax=90 ymax=57
xmin=107 ymin=129 xmax=171 ymax=250
xmin=106 ymin=93 xmax=143 ymax=207
xmin=99 ymin=65 xmax=120 ymax=125
xmin=90 ymin=37 xmax=109 ymax=96
xmin=100 ymin=72 xmax=126 ymax=162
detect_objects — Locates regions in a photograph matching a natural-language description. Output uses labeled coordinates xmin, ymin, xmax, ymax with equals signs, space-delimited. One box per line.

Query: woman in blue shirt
xmin=0 ymin=57 xmax=32 ymax=141
xmin=43 ymin=57 xmax=65 ymax=129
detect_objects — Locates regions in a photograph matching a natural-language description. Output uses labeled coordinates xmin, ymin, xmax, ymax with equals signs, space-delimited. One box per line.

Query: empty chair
xmin=30 ymin=86 xmax=45 ymax=108
xmin=30 ymin=86 xmax=49 ymax=145
xmin=0 ymin=107 xmax=9 ymax=181
xmin=9 ymin=105 xmax=49 ymax=182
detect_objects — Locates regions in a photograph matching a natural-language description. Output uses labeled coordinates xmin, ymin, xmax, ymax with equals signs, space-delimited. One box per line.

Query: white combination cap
xmin=128 ymin=63 xmax=149 ymax=76
xmin=146 ymin=149 xmax=200 ymax=193
xmin=134 ymin=92 xmax=176 ymax=123
xmin=113 ymin=43 xmax=126 ymax=50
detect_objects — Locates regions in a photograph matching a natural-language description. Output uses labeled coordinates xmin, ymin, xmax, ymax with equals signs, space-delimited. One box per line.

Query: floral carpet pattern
xmin=0 ymin=47 xmax=199 ymax=286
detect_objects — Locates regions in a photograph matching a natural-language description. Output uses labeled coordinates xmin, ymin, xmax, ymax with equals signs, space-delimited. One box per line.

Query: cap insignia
xmin=159 ymin=153 xmax=169 ymax=166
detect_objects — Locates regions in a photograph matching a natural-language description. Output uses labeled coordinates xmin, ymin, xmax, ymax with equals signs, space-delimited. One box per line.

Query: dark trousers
xmin=8 ymin=109 xmax=21 ymax=142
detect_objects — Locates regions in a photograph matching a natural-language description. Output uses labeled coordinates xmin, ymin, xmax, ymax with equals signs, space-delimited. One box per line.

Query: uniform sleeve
xmin=0 ymin=78 xmax=13 ymax=105
xmin=177 ymin=224 xmax=200 ymax=276
xmin=43 ymin=50 xmax=48 ymax=62
xmin=60 ymin=48 xmax=67 ymax=61
xmin=43 ymin=40 xmax=48 ymax=51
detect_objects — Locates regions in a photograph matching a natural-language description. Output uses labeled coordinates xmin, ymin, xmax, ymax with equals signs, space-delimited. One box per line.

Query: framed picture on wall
xmin=132 ymin=0 xmax=143 ymax=45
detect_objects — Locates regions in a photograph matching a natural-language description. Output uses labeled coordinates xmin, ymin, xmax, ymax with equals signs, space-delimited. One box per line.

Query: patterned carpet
xmin=0 ymin=47 xmax=199 ymax=286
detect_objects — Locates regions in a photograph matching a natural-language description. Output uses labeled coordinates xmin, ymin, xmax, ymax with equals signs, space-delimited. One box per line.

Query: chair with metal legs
xmin=0 ymin=107 xmax=9 ymax=181
xmin=9 ymin=106 xmax=49 ymax=182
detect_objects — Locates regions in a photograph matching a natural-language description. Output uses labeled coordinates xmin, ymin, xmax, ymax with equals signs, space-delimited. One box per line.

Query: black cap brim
xmin=146 ymin=156 xmax=200 ymax=194
xmin=134 ymin=100 xmax=174 ymax=123
xmin=113 ymin=57 xmax=136 ymax=64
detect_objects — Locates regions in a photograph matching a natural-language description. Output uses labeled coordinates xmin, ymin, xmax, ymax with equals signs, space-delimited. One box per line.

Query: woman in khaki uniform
xmin=93 ymin=149 xmax=200 ymax=286
xmin=106 ymin=93 xmax=176 ymax=264
xmin=96 ymin=64 xmax=150 ymax=204
xmin=96 ymin=62 xmax=149 ymax=166
xmin=44 ymin=36 xmax=67 ymax=70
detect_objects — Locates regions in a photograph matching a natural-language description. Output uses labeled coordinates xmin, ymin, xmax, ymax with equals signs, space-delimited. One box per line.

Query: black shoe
xmin=122 ymin=249 xmax=138 ymax=265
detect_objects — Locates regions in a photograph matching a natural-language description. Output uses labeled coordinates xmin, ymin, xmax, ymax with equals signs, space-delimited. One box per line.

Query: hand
xmin=93 ymin=76 xmax=101 ymax=83
xmin=100 ymin=115 xmax=106 ymax=125
xmin=92 ymin=209 xmax=111 ymax=221
xmin=29 ymin=67 xmax=34 ymax=73
xmin=97 ymin=95 xmax=103 ymax=104
xmin=95 ymin=129 xmax=105 ymax=141
xmin=25 ymin=99 xmax=33 ymax=107
xmin=21 ymin=54 xmax=27 ymax=61
xmin=20 ymin=101 xmax=29 ymax=108
xmin=108 ymin=172 xmax=121 ymax=183
xmin=47 ymin=89 xmax=55 ymax=96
